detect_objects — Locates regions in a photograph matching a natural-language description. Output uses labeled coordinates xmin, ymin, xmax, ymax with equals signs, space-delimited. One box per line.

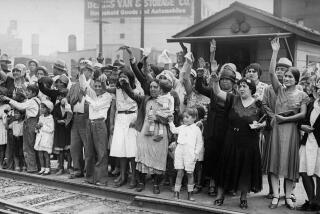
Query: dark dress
xmin=216 ymin=94 xmax=264 ymax=193
xmin=195 ymin=76 xmax=234 ymax=180
xmin=52 ymin=103 xmax=71 ymax=152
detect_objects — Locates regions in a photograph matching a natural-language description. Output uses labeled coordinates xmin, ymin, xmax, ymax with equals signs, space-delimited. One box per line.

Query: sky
xmin=0 ymin=0 xmax=273 ymax=55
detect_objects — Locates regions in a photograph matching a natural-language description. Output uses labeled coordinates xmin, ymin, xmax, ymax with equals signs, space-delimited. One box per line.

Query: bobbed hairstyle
xmin=117 ymin=66 xmax=136 ymax=89
xmin=238 ymin=78 xmax=256 ymax=95
xmin=285 ymin=67 xmax=300 ymax=85
xmin=26 ymin=84 xmax=39 ymax=97
xmin=183 ymin=107 xmax=198 ymax=119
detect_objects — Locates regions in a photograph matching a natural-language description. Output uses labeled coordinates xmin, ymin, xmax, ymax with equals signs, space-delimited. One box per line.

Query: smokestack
xmin=194 ymin=0 xmax=202 ymax=24
xmin=7 ymin=20 xmax=17 ymax=36
xmin=31 ymin=34 xmax=39 ymax=56
xmin=68 ymin=35 xmax=77 ymax=52
xmin=273 ymin=0 xmax=282 ymax=18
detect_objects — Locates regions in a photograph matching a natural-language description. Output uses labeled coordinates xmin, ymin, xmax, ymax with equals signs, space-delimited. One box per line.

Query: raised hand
xmin=98 ymin=73 xmax=108 ymax=83
xmin=198 ymin=57 xmax=206 ymax=68
xmin=271 ymin=37 xmax=280 ymax=52
xmin=184 ymin=52 xmax=194 ymax=65
xmin=210 ymin=39 xmax=216 ymax=52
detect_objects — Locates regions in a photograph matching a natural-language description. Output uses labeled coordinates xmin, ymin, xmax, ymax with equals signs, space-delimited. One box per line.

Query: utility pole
xmin=97 ymin=0 xmax=104 ymax=63
xmin=140 ymin=0 xmax=145 ymax=49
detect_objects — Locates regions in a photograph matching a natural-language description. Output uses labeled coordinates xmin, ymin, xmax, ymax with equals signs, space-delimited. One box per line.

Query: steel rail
xmin=0 ymin=198 xmax=50 ymax=214
xmin=0 ymin=169 xmax=245 ymax=214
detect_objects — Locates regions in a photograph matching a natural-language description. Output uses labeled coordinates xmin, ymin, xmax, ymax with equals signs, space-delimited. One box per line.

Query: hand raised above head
xmin=271 ymin=37 xmax=280 ymax=52
xmin=98 ymin=73 xmax=108 ymax=83
xmin=211 ymin=61 xmax=219 ymax=73
xmin=210 ymin=39 xmax=216 ymax=52
xmin=210 ymin=71 xmax=219 ymax=82
xmin=184 ymin=52 xmax=194 ymax=64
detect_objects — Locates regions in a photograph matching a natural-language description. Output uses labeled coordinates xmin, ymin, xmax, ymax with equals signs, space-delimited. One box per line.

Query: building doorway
xmin=216 ymin=40 xmax=256 ymax=74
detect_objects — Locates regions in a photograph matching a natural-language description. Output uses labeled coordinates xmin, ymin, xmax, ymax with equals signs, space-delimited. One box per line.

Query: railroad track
xmin=0 ymin=177 xmax=167 ymax=214
xmin=0 ymin=170 xmax=245 ymax=214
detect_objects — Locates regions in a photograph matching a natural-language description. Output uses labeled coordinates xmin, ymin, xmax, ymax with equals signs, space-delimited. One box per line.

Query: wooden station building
xmin=167 ymin=1 xmax=320 ymax=82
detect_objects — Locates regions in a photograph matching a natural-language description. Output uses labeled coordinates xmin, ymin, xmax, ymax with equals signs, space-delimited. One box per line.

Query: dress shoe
xmin=55 ymin=169 xmax=64 ymax=175
xmin=135 ymin=183 xmax=145 ymax=192
xmin=43 ymin=168 xmax=50 ymax=175
xmin=153 ymin=185 xmax=160 ymax=194
xmin=114 ymin=179 xmax=127 ymax=188
xmin=187 ymin=192 xmax=195 ymax=201
xmin=174 ymin=191 xmax=179 ymax=200
xmin=285 ymin=198 xmax=295 ymax=210
xmin=68 ymin=173 xmax=84 ymax=179
xmin=269 ymin=197 xmax=279 ymax=209
xmin=95 ymin=182 xmax=108 ymax=187
xmin=214 ymin=197 xmax=224 ymax=206
xmin=240 ymin=199 xmax=248 ymax=209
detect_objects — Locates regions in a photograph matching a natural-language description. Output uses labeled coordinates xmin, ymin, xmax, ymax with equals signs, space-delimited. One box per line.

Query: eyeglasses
xmin=247 ymin=69 xmax=257 ymax=73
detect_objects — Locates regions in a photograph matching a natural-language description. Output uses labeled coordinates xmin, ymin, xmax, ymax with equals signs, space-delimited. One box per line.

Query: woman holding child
xmin=120 ymin=75 xmax=171 ymax=194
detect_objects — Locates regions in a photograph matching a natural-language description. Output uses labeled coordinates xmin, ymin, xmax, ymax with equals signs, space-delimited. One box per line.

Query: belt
xmin=89 ymin=118 xmax=105 ymax=123
xmin=118 ymin=110 xmax=136 ymax=114
xmin=74 ymin=112 xmax=84 ymax=116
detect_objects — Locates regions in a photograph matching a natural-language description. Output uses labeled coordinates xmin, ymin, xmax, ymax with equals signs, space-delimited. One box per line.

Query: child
xmin=2 ymin=84 xmax=41 ymax=173
xmin=148 ymin=80 xmax=174 ymax=142
xmin=168 ymin=107 xmax=203 ymax=201
xmin=8 ymin=110 xmax=25 ymax=171
xmin=34 ymin=100 xmax=54 ymax=175
xmin=193 ymin=106 xmax=206 ymax=194
xmin=0 ymin=101 xmax=11 ymax=168
xmin=53 ymin=90 xmax=73 ymax=175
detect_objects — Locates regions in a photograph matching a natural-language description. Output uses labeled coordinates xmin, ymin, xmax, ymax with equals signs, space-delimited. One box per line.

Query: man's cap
xmin=276 ymin=58 xmax=292 ymax=68
xmin=53 ymin=59 xmax=67 ymax=72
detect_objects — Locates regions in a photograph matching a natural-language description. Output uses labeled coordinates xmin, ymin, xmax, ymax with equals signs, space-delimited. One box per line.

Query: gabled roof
xmin=171 ymin=1 xmax=320 ymax=43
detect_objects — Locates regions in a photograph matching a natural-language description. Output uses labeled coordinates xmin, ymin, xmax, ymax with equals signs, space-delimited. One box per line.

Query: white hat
xmin=277 ymin=58 xmax=292 ymax=68
xmin=41 ymin=100 xmax=54 ymax=113
xmin=13 ymin=64 xmax=27 ymax=76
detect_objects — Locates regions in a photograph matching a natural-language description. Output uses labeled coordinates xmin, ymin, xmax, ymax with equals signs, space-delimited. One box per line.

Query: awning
xmin=167 ymin=32 xmax=293 ymax=43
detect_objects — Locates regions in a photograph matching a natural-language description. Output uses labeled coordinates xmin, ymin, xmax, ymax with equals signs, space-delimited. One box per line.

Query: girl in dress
xmin=109 ymin=68 xmax=142 ymax=188
xmin=8 ymin=110 xmax=25 ymax=171
xmin=0 ymin=100 xmax=10 ymax=168
xmin=53 ymin=90 xmax=73 ymax=175
xmin=34 ymin=100 xmax=54 ymax=175
xmin=169 ymin=107 xmax=203 ymax=201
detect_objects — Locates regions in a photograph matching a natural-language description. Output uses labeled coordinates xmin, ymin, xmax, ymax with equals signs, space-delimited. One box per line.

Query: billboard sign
xmin=85 ymin=0 xmax=192 ymax=18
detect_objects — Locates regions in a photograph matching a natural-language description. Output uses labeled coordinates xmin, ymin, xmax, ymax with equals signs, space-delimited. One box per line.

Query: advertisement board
xmin=85 ymin=0 xmax=192 ymax=18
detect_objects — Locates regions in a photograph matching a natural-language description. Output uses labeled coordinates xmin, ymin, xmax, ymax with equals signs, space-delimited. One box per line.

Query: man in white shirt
xmin=67 ymin=61 xmax=93 ymax=179
xmin=82 ymin=73 xmax=112 ymax=186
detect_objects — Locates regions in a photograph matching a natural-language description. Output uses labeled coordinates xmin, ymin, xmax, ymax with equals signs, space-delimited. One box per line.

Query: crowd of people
xmin=0 ymin=37 xmax=319 ymax=212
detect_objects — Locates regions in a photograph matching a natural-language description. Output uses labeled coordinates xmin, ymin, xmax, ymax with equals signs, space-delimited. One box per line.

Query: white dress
xmin=34 ymin=115 xmax=54 ymax=154
xmin=110 ymin=89 xmax=140 ymax=158
xmin=0 ymin=104 xmax=10 ymax=145
xmin=299 ymin=101 xmax=320 ymax=177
